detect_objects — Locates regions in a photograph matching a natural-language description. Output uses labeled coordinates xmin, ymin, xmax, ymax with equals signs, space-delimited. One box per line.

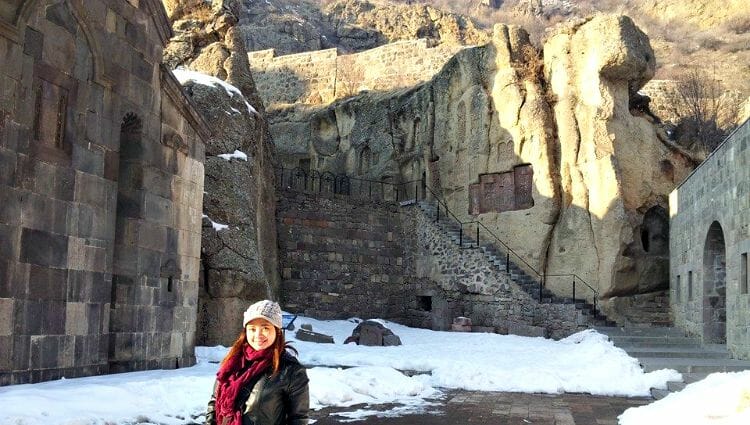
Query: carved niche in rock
xmin=468 ymin=164 xmax=534 ymax=215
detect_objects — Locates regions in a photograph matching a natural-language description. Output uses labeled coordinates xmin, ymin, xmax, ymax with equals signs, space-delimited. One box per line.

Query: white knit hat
xmin=243 ymin=300 xmax=282 ymax=329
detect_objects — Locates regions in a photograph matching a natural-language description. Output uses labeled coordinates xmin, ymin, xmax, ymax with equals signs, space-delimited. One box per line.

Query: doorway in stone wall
xmin=702 ymin=221 xmax=726 ymax=343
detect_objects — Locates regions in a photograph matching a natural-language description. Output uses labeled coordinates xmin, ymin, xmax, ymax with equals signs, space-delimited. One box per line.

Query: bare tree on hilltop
xmin=673 ymin=68 xmax=739 ymax=155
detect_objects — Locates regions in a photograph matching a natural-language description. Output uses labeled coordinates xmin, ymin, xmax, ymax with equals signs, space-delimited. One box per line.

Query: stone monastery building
xmin=670 ymin=118 xmax=750 ymax=360
xmin=0 ymin=0 xmax=209 ymax=385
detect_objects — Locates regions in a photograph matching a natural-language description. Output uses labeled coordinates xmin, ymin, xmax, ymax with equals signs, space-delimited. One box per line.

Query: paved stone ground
xmin=311 ymin=390 xmax=652 ymax=424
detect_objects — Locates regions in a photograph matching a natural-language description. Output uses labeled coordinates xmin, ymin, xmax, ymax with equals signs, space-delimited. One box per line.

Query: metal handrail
xmin=276 ymin=166 xmax=601 ymax=314
xmin=276 ymin=166 xmax=422 ymax=201
xmin=421 ymin=182 xmax=600 ymax=312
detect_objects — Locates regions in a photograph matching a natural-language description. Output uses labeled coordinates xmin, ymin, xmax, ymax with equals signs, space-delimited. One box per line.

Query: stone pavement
xmin=311 ymin=390 xmax=652 ymax=424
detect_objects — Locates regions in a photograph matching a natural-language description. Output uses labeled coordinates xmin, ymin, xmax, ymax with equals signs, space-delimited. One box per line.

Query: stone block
xmin=382 ymin=334 xmax=402 ymax=346
xmin=20 ymin=227 xmax=68 ymax=268
xmin=144 ymin=192 xmax=173 ymax=227
xmin=0 ymin=224 xmax=20 ymax=260
xmin=0 ymin=298 xmax=13 ymax=336
xmin=507 ymin=322 xmax=547 ymax=338
xmin=103 ymin=149 xmax=119 ymax=181
xmin=0 ymin=335 xmax=11 ymax=369
xmin=57 ymin=335 xmax=76 ymax=368
xmin=66 ymin=202 xmax=94 ymax=238
xmin=138 ymin=221 xmax=167 ymax=251
xmin=0 ymin=259 xmax=17 ymax=298
xmin=23 ymin=27 xmax=44 ymax=61
xmin=74 ymin=172 xmax=108 ymax=209
xmin=72 ymin=143 xmax=104 ymax=176
xmin=65 ymin=302 xmax=88 ymax=335
xmin=91 ymin=200 xmax=116 ymax=240
xmin=294 ymin=328 xmax=334 ymax=344
xmin=12 ymin=334 xmax=30 ymax=369
xmin=20 ymin=192 xmax=68 ymax=234
xmin=0 ymin=148 xmax=17 ymax=187
xmin=0 ymin=185 xmax=21 ymax=226
xmin=138 ymin=247 xmax=162 ymax=279
xmin=113 ymin=244 xmax=138 ymax=275
xmin=28 ymin=264 xmax=67 ymax=301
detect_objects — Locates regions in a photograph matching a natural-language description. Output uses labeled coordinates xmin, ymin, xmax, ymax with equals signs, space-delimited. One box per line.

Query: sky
xmin=2 ymin=315 xmax=748 ymax=424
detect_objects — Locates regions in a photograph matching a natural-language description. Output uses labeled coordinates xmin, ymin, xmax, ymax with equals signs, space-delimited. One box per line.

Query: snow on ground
xmin=619 ymin=371 xmax=750 ymax=425
xmin=0 ymin=316 xmax=686 ymax=424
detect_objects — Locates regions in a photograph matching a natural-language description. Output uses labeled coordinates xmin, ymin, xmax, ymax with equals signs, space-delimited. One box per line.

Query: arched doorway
xmin=702 ymin=221 xmax=726 ymax=343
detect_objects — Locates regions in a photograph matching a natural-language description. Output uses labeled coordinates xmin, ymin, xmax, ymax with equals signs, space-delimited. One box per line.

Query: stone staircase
xmin=611 ymin=290 xmax=673 ymax=327
xmin=595 ymin=326 xmax=750 ymax=399
xmin=415 ymin=200 xmax=615 ymax=327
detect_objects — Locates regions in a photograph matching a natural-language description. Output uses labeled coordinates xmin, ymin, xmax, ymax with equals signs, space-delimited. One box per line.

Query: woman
xmin=206 ymin=300 xmax=309 ymax=425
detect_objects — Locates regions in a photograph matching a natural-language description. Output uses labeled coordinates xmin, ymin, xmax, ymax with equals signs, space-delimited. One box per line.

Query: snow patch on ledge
xmin=172 ymin=69 xmax=258 ymax=115
xmin=217 ymin=150 xmax=248 ymax=161
xmin=202 ymin=214 xmax=229 ymax=232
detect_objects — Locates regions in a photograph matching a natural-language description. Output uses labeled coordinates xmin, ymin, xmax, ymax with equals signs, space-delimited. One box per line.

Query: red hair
xmin=221 ymin=327 xmax=296 ymax=375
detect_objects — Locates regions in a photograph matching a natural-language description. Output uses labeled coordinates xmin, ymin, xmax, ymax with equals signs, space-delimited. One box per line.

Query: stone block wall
xmin=248 ymin=39 xmax=463 ymax=110
xmin=277 ymin=186 xmax=585 ymax=339
xmin=248 ymin=48 xmax=338 ymax=107
xmin=641 ymin=79 xmax=681 ymax=123
xmin=277 ymin=190 xmax=410 ymax=320
xmin=402 ymin=206 xmax=585 ymax=339
xmin=670 ymin=119 xmax=750 ymax=359
xmin=0 ymin=0 xmax=207 ymax=385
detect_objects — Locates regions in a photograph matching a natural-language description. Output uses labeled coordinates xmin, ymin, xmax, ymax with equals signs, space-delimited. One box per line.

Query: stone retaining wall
xmin=277 ymin=188 xmax=586 ymax=339
xmin=248 ymin=39 xmax=463 ymax=109
xmin=277 ymin=190 xmax=409 ymax=320
xmin=403 ymin=206 xmax=585 ymax=339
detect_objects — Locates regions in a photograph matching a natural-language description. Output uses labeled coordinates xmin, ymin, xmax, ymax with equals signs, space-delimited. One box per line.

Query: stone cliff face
xmin=542 ymin=16 xmax=691 ymax=303
xmin=168 ymin=0 xmax=489 ymax=56
xmin=268 ymin=15 xmax=695 ymax=319
xmin=163 ymin=1 xmax=280 ymax=345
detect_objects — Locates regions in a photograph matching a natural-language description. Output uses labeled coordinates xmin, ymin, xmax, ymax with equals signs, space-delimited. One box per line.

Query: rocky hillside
xmin=398 ymin=0 xmax=750 ymax=95
xmin=166 ymin=0 xmax=749 ymax=96
xmin=165 ymin=0 xmax=488 ymax=57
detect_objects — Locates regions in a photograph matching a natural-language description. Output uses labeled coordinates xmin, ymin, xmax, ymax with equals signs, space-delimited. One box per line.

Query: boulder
xmin=345 ymin=320 xmax=402 ymax=346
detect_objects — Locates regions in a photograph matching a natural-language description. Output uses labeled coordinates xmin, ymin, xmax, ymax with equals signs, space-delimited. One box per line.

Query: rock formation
xmin=263 ymin=14 xmax=696 ymax=320
xmin=182 ymin=0 xmax=490 ymax=56
xmin=164 ymin=1 xmax=280 ymax=345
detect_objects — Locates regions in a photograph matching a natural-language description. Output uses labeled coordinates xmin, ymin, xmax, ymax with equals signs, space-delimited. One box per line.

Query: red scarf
xmin=215 ymin=345 xmax=273 ymax=425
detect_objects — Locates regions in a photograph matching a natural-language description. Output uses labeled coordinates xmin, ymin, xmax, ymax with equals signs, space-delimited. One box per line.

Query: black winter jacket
xmin=205 ymin=352 xmax=310 ymax=425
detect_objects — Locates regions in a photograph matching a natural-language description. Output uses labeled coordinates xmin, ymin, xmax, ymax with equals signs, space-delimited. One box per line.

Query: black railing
xmin=277 ymin=166 xmax=600 ymax=315
xmin=421 ymin=184 xmax=600 ymax=314
xmin=276 ymin=166 xmax=423 ymax=202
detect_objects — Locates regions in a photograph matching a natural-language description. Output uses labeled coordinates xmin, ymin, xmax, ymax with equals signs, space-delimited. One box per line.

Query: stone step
xmin=650 ymin=388 xmax=671 ymax=400
xmin=682 ymin=372 xmax=710 ymax=384
xmin=609 ymin=335 xmax=699 ymax=346
xmin=620 ymin=346 xmax=730 ymax=359
xmin=593 ymin=326 xmax=688 ymax=338
xmin=639 ymin=357 xmax=750 ymax=373
xmin=416 ymin=202 xmax=616 ymax=327
xmin=667 ymin=381 xmax=687 ymax=392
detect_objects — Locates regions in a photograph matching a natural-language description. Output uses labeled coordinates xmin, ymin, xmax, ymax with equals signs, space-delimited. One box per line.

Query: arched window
xmin=358 ymin=146 xmax=371 ymax=175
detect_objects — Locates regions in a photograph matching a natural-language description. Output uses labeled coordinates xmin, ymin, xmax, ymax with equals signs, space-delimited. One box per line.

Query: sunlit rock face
xmin=266 ymin=15 xmax=695 ymax=317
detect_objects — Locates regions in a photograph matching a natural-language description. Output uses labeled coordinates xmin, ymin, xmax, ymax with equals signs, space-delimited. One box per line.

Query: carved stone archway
xmin=702 ymin=221 xmax=726 ymax=343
